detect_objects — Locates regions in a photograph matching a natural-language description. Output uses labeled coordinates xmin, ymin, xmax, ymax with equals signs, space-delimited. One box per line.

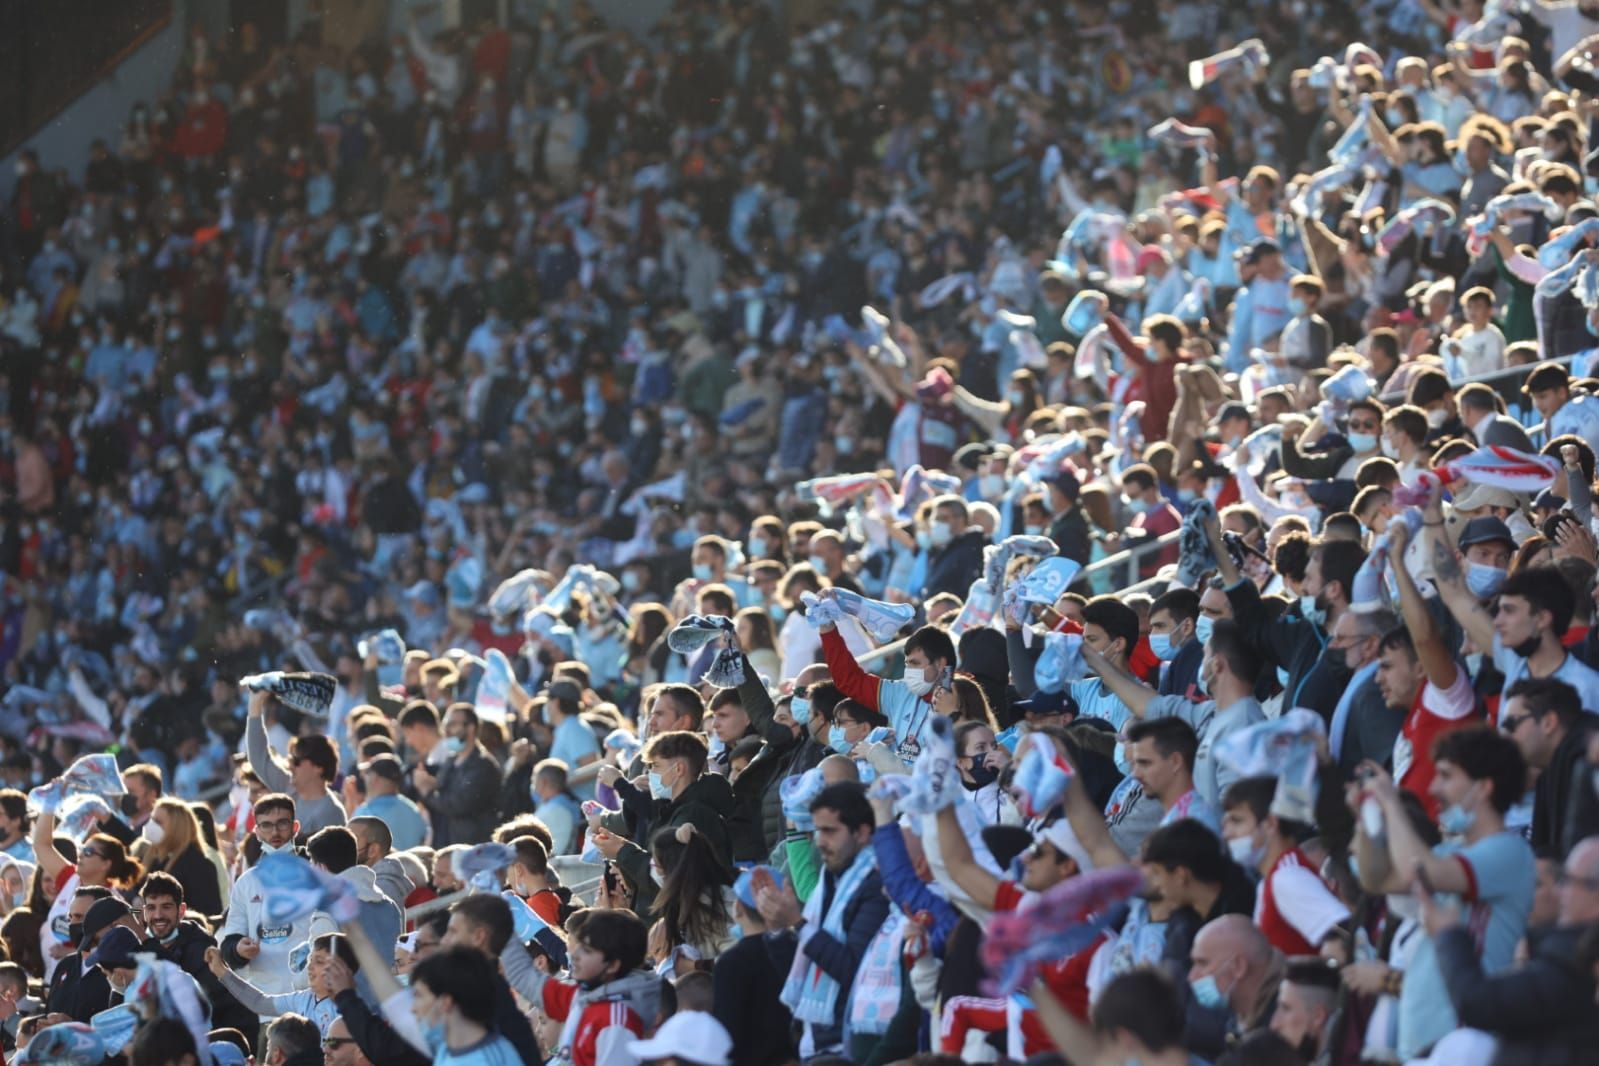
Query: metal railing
xmin=1378 ymin=353 xmax=1575 ymax=408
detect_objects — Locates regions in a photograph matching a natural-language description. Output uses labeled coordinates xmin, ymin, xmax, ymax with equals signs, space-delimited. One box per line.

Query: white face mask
xmin=902 ymin=665 xmax=936 ymax=697
xmin=142 ymin=819 xmax=165 ymax=846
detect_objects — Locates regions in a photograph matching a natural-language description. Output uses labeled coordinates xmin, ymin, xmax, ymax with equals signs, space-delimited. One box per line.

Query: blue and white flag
xmin=475 ymin=648 xmax=516 ymax=725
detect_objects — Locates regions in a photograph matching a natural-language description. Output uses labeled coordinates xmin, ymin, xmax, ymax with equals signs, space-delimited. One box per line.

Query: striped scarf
xmin=780 ymin=847 xmax=878 ymax=1026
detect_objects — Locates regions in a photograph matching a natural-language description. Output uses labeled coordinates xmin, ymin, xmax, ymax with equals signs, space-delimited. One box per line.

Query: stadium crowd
xmin=8 ymin=0 xmax=1599 ymax=1063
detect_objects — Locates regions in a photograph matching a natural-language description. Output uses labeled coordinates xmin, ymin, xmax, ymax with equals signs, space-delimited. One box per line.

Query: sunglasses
xmin=322 ymin=1037 xmax=356 ymax=1050
xmin=80 ymin=849 xmax=105 ymax=860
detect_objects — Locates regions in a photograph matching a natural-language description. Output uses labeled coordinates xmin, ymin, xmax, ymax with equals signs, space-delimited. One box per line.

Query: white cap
xmin=626 ymin=1011 xmax=732 ymax=1066
xmin=1041 ymin=818 xmax=1095 ymax=873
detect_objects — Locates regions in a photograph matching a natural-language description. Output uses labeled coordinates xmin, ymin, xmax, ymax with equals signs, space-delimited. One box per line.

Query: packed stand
xmin=12 ymin=0 xmax=1599 ymax=1063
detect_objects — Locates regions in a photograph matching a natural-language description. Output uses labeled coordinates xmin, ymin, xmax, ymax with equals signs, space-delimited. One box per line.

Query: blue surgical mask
xmin=1465 ymin=562 xmax=1507 ymax=599
xmin=1288 ymin=296 xmax=1307 ymax=316
xmin=1024 ymin=524 xmax=1046 ymax=537
xmin=808 ymin=554 xmax=829 ymax=574
xmin=929 ymin=520 xmax=954 ymax=548
xmin=1190 ymin=972 xmax=1228 ymax=1010
xmin=1114 ymin=742 xmax=1131 ymax=776
xmin=442 ymin=736 xmax=465 ymax=756
xmin=1176 ymin=488 xmax=1198 ymax=504
xmin=1148 ymin=633 xmax=1173 ymax=661
xmin=1439 ymin=802 xmax=1476 ymax=836
xmin=692 ymin=563 xmax=714 ymax=582
xmin=790 ymin=696 xmax=812 ymax=724
xmin=827 ymin=725 xmax=853 ymax=754
xmin=648 ymin=771 xmax=673 ymax=801
xmin=1348 ymin=431 xmax=1378 ymax=453
xmin=419 ymin=1014 xmax=447 ymax=1054
xmin=1194 ymin=615 xmax=1215 ymax=646
xmin=770 ymin=603 xmax=788 ymax=623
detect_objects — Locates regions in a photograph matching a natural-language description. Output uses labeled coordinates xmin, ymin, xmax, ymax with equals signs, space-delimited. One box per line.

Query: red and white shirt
xmin=1255 ymin=847 xmax=1349 ymax=956
xmin=1394 ymin=670 xmax=1476 ymax=820
xmin=541 ymin=978 xmax=646 ymax=1066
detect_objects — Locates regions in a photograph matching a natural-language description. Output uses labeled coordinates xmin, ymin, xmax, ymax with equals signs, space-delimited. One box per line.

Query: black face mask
xmin=67 ymin=922 xmax=84 ymax=948
xmin=120 ymin=794 xmax=141 ymax=818
xmin=1512 ymin=633 xmax=1542 ymax=659
xmin=962 ymin=752 xmax=1000 ymax=791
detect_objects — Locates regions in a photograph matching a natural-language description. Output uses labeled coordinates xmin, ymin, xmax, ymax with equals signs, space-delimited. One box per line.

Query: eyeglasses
xmin=322 ymin=1037 xmax=356 ymax=1050
xmin=80 ymin=849 xmax=105 ymax=861
xmin=256 ymin=818 xmax=294 ymax=833
xmin=1498 ymin=713 xmax=1533 ymax=734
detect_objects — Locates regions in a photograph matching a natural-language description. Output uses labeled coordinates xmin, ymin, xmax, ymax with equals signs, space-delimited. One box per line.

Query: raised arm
xmin=31 ymin=810 xmax=67 ymax=882
xmin=951 ymin=386 xmax=1007 ymax=438
xmin=1387 ymin=522 xmax=1459 ymax=689
xmin=246 ymin=691 xmax=294 ymax=793
xmin=934 ymin=803 xmax=1002 ymax=909
xmin=1365 ymin=106 xmax=1405 ymax=166
xmin=1420 ymin=484 xmax=1496 ymax=654
xmin=1080 ymin=643 xmax=1156 ymax=718
xmin=1030 ymin=978 xmax=1105 ymax=1065
xmin=1062 ymin=768 xmax=1129 ymax=869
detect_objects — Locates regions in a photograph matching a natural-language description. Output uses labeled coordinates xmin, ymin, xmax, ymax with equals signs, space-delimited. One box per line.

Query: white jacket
xmin=220 ymin=860 xmax=312 ymax=996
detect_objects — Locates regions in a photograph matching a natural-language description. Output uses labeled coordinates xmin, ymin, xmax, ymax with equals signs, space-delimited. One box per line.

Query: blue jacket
xmin=871 ymin=823 xmax=959 ymax=956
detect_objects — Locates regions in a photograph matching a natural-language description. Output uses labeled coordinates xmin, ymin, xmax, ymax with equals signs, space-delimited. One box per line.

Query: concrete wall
xmin=0 ymin=0 xmax=189 ymax=200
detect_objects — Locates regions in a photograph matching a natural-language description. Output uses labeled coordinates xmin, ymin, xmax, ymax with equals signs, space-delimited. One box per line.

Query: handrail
xmin=1378 ymin=353 xmax=1575 ymax=405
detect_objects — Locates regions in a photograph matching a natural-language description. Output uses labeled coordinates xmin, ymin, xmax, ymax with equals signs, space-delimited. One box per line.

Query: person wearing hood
xmin=304 ymin=827 xmax=400 ymax=1008
xmin=591 ymin=730 xmax=734 ymax=920
xmin=140 ymin=871 xmax=257 ymax=1038
xmin=137 ymin=798 xmax=223 ymax=918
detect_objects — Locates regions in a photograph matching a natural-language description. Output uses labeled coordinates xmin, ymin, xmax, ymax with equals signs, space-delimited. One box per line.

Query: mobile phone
xmin=603 ymin=862 xmax=619 ymax=897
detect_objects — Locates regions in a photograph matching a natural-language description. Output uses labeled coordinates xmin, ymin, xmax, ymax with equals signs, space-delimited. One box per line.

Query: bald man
xmin=818 ymin=754 xmax=860 ymax=785
xmin=1426 ymin=835 xmax=1599 ymax=1060
xmin=1187 ymin=915 xmax=1283 ymax=1045
xmin=323 ymin=1016 xmax=372 ymax=1066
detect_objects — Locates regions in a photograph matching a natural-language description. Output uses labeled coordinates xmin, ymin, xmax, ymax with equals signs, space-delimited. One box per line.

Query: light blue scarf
xmin=780 ymin=846 xmax=878 ymax=1026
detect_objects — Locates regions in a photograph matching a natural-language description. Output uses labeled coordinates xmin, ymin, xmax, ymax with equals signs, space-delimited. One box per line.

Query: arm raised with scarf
xmin=1388 ymin=521 xmax=1459 ymax=692
xmin=1420 ymin=482 xmax=1496 ymax=656
xmin=873 ymin=797 xmax=958 ymax=953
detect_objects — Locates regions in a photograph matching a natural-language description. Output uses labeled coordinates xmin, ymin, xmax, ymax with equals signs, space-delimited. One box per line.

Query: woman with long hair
xmin=139 ymin=797 xmax=225 ymax=917
xmin=734 ymin=607 xmax=780 ymax=681
xmin=33 ymin=813 xmax=141 ymax=982
xmin=625 ymin=603 xmax=675 ymax=688
xmin=649 ymin=823 xmax=734 ymax=965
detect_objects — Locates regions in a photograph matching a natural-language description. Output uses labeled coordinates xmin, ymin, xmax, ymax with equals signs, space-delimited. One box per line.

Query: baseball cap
xmin=626 ymin=1011 xmax=733 ymax=1066
xmin=1450 ymin=483 xmax=1519 ymax=512
xmin=1212 ymin=401 xmax=1252 ymax=427
xmin=1012 ymin=689 xmax=1079 ymax=718
xmin=546 ymin=679 xmax=583 ymax=705
xmin=1045 ymin=467 xmax=1081 ymax=502
xmin=358 ymin=753 xmax=405 ymax=783
xmin=81 ymin=898 xmax=131 ymax=945
xmin=404 ymin=580 xmax=440 ymax=607
xmin=1243 ymin=238 xmax=1282 ymax=265
xmin=86 ymin=925 xmax=140 ymax=969
xmin=1534 ymin=489 xmax=1568 ymax=511
xmin=208 ymin=1044 xmax=250 ymax=1066
xmin=1456 ymin=515 xmax=1516 ymax=551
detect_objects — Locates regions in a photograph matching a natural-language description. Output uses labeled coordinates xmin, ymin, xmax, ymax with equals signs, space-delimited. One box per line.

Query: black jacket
xmin=1226 ymin=579 xmax=1351 ymax=724
xmin=1532 ymin=721 xmax=1599 ymax=861
xmin=616 ymin=771 xmax=735 ymax=918
xmin=1048 ymin=506 xmax=1093 ymax=570
xmin=143 ymin=921 xmax=256 ymax=1039
xmin=423 ymin=743 xmax=502 ymax=845
xmin=1436 ymin=923 xmax=1599 ymax=1066
xmin=143 ymin=845 xmax=224 ymax=918
xmin=920 ymin=528 xmax=987 ymax=600
xmin=713 ymin=931 xmax=797 ymax=1065
xmin=334 ymin=989 xmax=430 ymax=1066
